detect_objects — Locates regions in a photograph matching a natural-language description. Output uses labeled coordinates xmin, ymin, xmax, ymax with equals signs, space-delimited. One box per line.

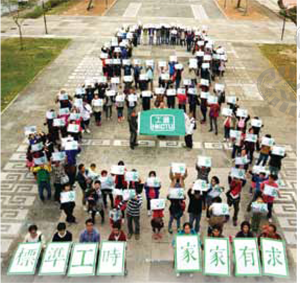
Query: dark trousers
xmin=231 ymin=145 xmax=241 ymax=159
xmin=178 ymin=104 xmax=186 ymax=112
xmin=201 ymin=106 xmax=207 ymax=122
xmin=267 ymin=202 xmax=273 ymax=219
xmin=102 ymin=189 xmax=114 ymax=208
xmin=105 ymin=105 xmax=112 ymax=119
xmin=127 ymin=214 xmax=140 ymax=234
xmin=256 ymin=153 xmax=269 ymax=166
xmin=94 ymin=111 xmax=101 ymax=123
xmin=189 ymin=104 xmax=197 ymax=118
xmin=224 ymin=127 xmax=230 ymax=139
xmin=54 ymin=183 xmax=62 ymax=202
xmin=65 ymin=165 xmax=76 ymax=187
xmin=130 ymin=130 xmax=137 ymax=148
xmin=91 ymin=209 xmax=105 ymax=223
xmin=209 ymin=116 xmax=218 ymax=134
xmin=185 ymin=134 xmax=193 ymax=148
xmin=62 ymin=202 xmax=76 ymax=223
xmin=38 ymin=181 xmax=51 ymax=201
xmin=227 ymin=195 xmax=240 ymax=221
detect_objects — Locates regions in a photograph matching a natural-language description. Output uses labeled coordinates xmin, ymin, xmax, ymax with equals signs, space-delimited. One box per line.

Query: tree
xmin=278 ymin=0 xmax=297 ymax=25
xmin=87 ymin=0 xmax=93 ymax=11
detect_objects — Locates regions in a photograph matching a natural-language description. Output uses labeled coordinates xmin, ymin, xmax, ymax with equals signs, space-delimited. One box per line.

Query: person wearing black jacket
xmin=268 ymin=152 xmax=286 ymax=176
xmin=235 ymin=221 xmax=254 ymax=238
xmin=187 ymin=188 xmax=203 ymax=233
xmin=52 ymin=222 xmax=73 ymax=242
xmin=76 ymin=164 xmax=91 ymax=206
xmin=128 ymin=109 xmax=138 ymax=150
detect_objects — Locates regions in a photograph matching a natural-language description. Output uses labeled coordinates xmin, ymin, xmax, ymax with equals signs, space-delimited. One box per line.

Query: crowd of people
xmin=23 ymin=22 xmax=286 ymax=272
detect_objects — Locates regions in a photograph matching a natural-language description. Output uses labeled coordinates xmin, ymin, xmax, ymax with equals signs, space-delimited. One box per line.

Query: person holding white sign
xmin=144 ymin=171 xmax=161 ymax=216
xmin=256 ymin=134 xmax=272 ymax=166
xmin=260 ymin=174 xmax=280 ymax=222
xmin=100 ymin=170 xmax=114 ymax=209
xmin=268 ymin=150 xmax=286 ymax=176
xmin=223 ymin=114 xmax=232 ymax=142
xmin=208 ymin=102 xmax=220 ymax=135
xmin=167 ymin=193 xmax=186 ymax=234
xmin=91 ymin=94 xmax=103 ymax=126
xmin=187 ymin=188 xmax=203 ymax=233
xmin=104 ymin=94 xmax=114 ymax=121
xmin=60 ymin=184 xmax=77 ymax=224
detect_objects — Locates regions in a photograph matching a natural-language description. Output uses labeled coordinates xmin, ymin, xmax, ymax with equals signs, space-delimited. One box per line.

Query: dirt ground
xmin=216 ymin=0 xmax=279 ymax=20
xmin=61 ymin=0 xmax=116 ymax=16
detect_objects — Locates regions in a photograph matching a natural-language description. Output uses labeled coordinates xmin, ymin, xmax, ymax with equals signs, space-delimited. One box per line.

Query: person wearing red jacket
xmin=208 ymin=102 xmax=220 ymax=135
xmin=151 ymin=209 xmax=164 ymax=240
xmin=108 ymin=222 xmax=127 ymax=242
xmin=226 ymin=175 xmax=246 ymax=226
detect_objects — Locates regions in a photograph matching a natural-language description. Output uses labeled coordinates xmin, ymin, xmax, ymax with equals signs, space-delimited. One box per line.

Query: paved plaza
xmin=0 ymin=0 xmax=297 ymax=282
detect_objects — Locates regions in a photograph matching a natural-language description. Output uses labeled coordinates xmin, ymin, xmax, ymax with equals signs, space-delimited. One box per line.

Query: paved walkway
xmin=1 ymin=0 xmax=297 ymax=282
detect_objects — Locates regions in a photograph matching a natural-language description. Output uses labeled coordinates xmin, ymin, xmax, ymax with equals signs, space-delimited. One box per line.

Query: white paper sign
xmin=204 ymin=54 xmax=212 ymax=61
xmin=211 ymin=203 xmax=230 ymax=215
xmin=230 ymin=130 xmax=242 ymax=139
xmin=59 ymin=108 xmax=70 ymax=116
xmin=146 ymin=177 xmax=160 ymax=188
xmin=237 ymin=108 xmax=248 ymax=118
xmin=168 ymin=188 xmax=185 ymax=199
xmin=204 ymin=238 xmax=230 ymax=276
xmin=59 ymin=94 xmax=69 ymax=101
xmin=111 ymin=77 xmax=120 ymax=84
xmin=65 ymin=140 xmax=78 ymax=151
xmin=183 ymin=79 xmax=192 ymax=86
xmin=155 ymin=88 xmax=165 ymax=95
xmin=141 ymin=91 xmax=152 ymax=98
xmin=201 ymin=92 xmax=209 ymax=99
xmin=8 ymin=243 xmax=42 ymax=275
xmin=33 ymin=156 xmax=48 ymax=165
xmin=200 ymin=79 xmax=209 ymax=87
xmin=197 ymin=40 xmax=204 ymax=46
xmin=175 ymin=63 xmax=183 ymax=70
xmin=271 ymin=146 xmax=285 ymax=156
xmin=251 ymin=119 xmax=262 ymax=128
xmin=113 ymin=59 xmax=121 ymax=64
xmin=161 ymin=73 xmax=170 ymax=80
xmin=92 ymin=99 xmax=103 ymax=107
xmin=263 ymin=184 xmax=278 ymax=198
xmin=207 ymin=96 xmax=218 ymax=104
xmin=189 ymin=59 xmax=198 ymax=69
xmin=158 ymin=61 xmax=167 ymax=68
xmin=226 ymin=96 xmax=236 ymax=104
xmin=196 ymin=51 xmax=204 ymax=57
xmin=122 ymin=189 xmax=136 ymax=201
xmin=106 ymin=90 xmax=116 ymax=97
xmin=67 ymin=124 xmax=80 ymax=133
xmin=74 ymin=99 xmax=83 ymax=108
xmin=222 ymin=108 xmax=232 ymax=117
xmin=70 ymin=113 xmax=81 ymax=121
xmin=197 ymin=156 xmax=212 ymax=167
xmin=233 ymin=239 xmax=261 ymax=277
xmin=124 ymin=75 xmax=133 ymax=82
xmin=202 ymin=63 xmax=210 ymax=69
xmin=177 ymin=88 xmax=186 ymax=95
xmin=261 ymin=239 xmax=289 ymax=278
xmin=171 ymin=163 xmax=186 ymax=175
xmin=122 ymin=59 xmax=131 ymax=65
xmin=245 ymin=134 xmax=258 ymax=143
xmin=146 ymin=60 xmax=154 ymax=67
xmin=52 ymin=151 xmax=66 ymax=162
xmin=251 ymin=202 xmax=268 ymax=213
xmin=150 ymin=199 xmax=165 ymax=210
xmin=231 ymin=168 xmax=246 ymax=179
xmin=139 ymin=74 xmax=147 ymax=80
xmin=215 ymin=83 xmax=225 ymax=92
xmin=167 ymin=89 xmax=176 ymax=96
xmin=68 ymin=243 xmax=98 ymax=276
xmin=115 ymin=95 xmax=125 ymax=102
xmin=24 ymin=126 xmax=37 ymax=136
xmin=97 ymin=241 xmax=126 ymax=276
xmin=111 ymin=165 xmax=125 ymax=175
xmin=235 ymin=156 xmax=249 ymax=165
xmin=188 ymin=88 xmax=197 ymax=95
xmin=169 ymin=55 xmax=177 ymax=62
xmin=133 ymin=59 xmax=141 ymax=65
xmin=46 ymin=111 xmax=56 ymax=119
xmin=262 ymin=137 xmax=275 ymax=147
xmin=175 ymin=235 xmax=201 ymax=272
xmin=193 ymin=179 xmax=208 ymax=191
xmin=98 ymin=76 xmax=107 ymax=83
xmin=60 ymin=191 xmax=76 ymax=203
xmin=39 ymin=242 xmax=72 ymax=275
xmin=125 ymin=171 xmax=139 ymax=182
xmin=31 ymin=142 xmax=43 ymax=152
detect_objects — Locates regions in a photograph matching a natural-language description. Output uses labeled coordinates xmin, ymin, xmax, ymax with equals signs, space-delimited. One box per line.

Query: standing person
xmin=260 ymin=174 xmax=280 ymax=222
xmin=60 ymin=184 xmax=77 ymax=224
xmin=52 ymin=222 xmax=73 ymax=242
xmin=208 ymin=102 xmax=220 ymax=135
xmin=200 ymin=95 xmax=208 ymax=124
xmin=151 ymin=208 xmax=164 ymax=240
xmin=226 ymin=175 xmax=246 ymax=226
xmin=104 ymin=95 xmax=114 ymax=120
xmin=256 ymin=134 xmax=272 ymax=166
xmin=119 ymin=191 xmax=143 ymax=240
xmin=268 ymin=151 xmax=286 ymax=176
xmin=146 ymin=66 xmax=154 ymax=91
xmin=64 ymin=143 xmax=81 ymax=187
xmin=250 ymin=193 xmax=267 ymax=233
xmin=91 ymin=94 xmax=103 ymax=126
xmin=183 ymin=112 xmax=195 ymax=150
xmin=128 ymin=109 xmax=138 ymax=150
xmin=144 ymin=171 xmax=161 ymax=216
xmin=108 ymin=222 xmax=127 ymax=241
xmin=79 ymin=218 xmax=100 ymax=243
xmin=235 ymin=221 xmax=254 ymax=238
xmin=115 ymin=91 xmax=126 ymax=122
xmin=33 ymin=163 xmax=52 ymax=202
xmin=76 ymin=164 xmax=91 ymax=208
xmin=52 ymin=160 xmax=67 ymax=203
xmin=187 ymin=188 xmax=202 ymax=233
xmin=167 ymin=194 xmax=186 ymax=234
xmin=206 ymin=176 xmax=223 ymax=218
xmin=223 ymin=114 xmax=232 ymax=142
xmin=195 ymin=164 xmax=211 ymax=209
xmin=133 ymin=64 xmax=142 ymax=89
xmin=100 ymin=170 xmax=114 ymax=209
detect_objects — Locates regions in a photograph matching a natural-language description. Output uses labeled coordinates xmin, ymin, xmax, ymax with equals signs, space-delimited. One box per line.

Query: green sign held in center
xmin=138 ymin=109 xmax=186 ymax=136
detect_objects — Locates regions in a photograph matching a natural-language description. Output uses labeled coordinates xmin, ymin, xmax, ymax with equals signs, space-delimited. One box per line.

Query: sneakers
xmin=268 ymin=218 xmax=273 ymax=223
xmin=147 ymin=210 xmax=151 ymax=217
xmin=168 ymin=229 xmax=173 ymax=234
xmin=135 ymin=234 xmax=140 ymax=240
xmin=127 ymin=233 xmax=133 ymax=239
xmin=86 ymin=128 xmax=91 ymax=134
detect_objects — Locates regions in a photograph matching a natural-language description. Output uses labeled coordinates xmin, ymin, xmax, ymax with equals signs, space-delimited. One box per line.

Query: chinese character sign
xmin=175 ymin=235 xmax=201 ymax=273
xmin=39 ymin=242 xmax=72 ymax=275
xmin=8 ymin=243 xmax=42 ymax=275
xmin=233 ymin=239 xmax=261 ymax=277
xmin=204 ymin=238 xmax=230 ymax=276
xmin=97 ymin=241 xmax=126 ymax=276
xmin=261 ymin=239 xmax=289 ymax=278
xmin=68 ymin=243 xmax=98 ymax=277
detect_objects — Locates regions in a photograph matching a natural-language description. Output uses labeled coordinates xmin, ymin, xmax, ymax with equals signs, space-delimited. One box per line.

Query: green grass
xmin=259 ymin=44 xmax=296 ymax=92
xmin=1 ymin=37 xmax=71 ymax=111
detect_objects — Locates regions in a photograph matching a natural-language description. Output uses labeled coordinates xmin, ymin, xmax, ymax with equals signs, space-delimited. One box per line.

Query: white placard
xmin=197 ymin=40 xmax=204 ymax=46
xmin=31 ymin=142 xmax=43 ymax=152
xmin=158 ymin=61 xmax=167 ymax=68
xmin=201 ymin=92 xmax=209 ymax=99
xmin=271 ymin=146 xmax=285 ymax=156
xmin=161 ymin=73 xmax=170 ymax=80
xmin=111 ymin=165 xmax=125 ymax=175
xmin=251 ymin=119 xmax=262 ymax=128
xmin=204 ymin=238 xmax=230 ymax=276
xmin=33 ymin=156 xmax=47 ymax=165
xmin=59 ymin=94 xmax=69 ymax=101
xmin=197 ymin=156 xmax=212 ymax=167
xmin=183 ymin=79 xmax=192 ymax=86
xmin=155 ymin=87 xmax=165 ymax=95
xmin=196 ymin=51 xmax=204 ymax=57
xmin=111 ymin=77 xmax=120 ymax=84
xmin=189 ymin=58 xmax=198 ymax=69
xmin=115 ymin=95 xmax=125 ymax=102
xmin=139 ymin=74 xmax=147 ymax=80
xmin=70 ymin=113 xmax=81 ymax=121
xmin=167 ymin=89 xmax=176 ymax=96
xmin=261 ymin=239 xmax=288 ymax=278
xmin=92 ymin=99 xmax=103 ymax=107
xmin=122 ymin=189 xmax=136 ymax=201
xmin=146 ymin=177 xmax=161 ymax=188
xmin=261 ymin=137 xmax=274 ymax=147
xmin=175 ymin=235 xmax=201 ymax=272
xmin=200 ymin=79 xmax=209 ymax=87
xmin=211 ymin=203 xmax=230 ymax=215
xmin=222 ymin=108 xmax=232 ymax=117
xmin=263 ymin=184 xmax=278 ymax=198
xmin=97 ymin=241 xmax=126 ymax=276
xmin=105 ymin=59 xmax=113 ymax=64
xmin=98 ymin=76 xmax=107 ymax=83
xmin=113 ymin=59 xmax=121 ymax=65
xmin=106 ymin=90 xmax=116 ymax=97
xmin=193 ymin=179 xmax=208 ymax=191
xmin=150 ymin=199 xmax=165 ymax=210
xmin=202 ymin=63 xmax=210 ymax=69
xmin=46 ymin=111 xmax=56 ymax=119
xmin=235 ymin=156 xmax=249 ymax=165
xmin=177 ymin=88 xmax=186 ymax=95
xmin=8 ymin=243 xmax=42 ymax=275
xmin=128 ymin=94 xmax=138 ymax=102
xmin=226 ymin=96 xmax=236 ymax=104
xmin=65 ymin=140 xmax=78 ymax=151
xmin=204 ymin=54 xmax=212 ymax=61
xmin=168 ymin=188 xmax=185 ymax=199
xmin=146 ymin=60 xmax=154 ymax=67
xmin=39 ymin=242 xmax=72 ymax=276
xmin=171 ymin=163 xmax=186 ymax=174
xmin=125 ymin=171 xmax=139 ymax=182
xmin=74 ymin=99 xmax=83 ymax=108
xmin=141 ymin=91 xmax=152 ymax=98
xmin=67 ymin=124 xmax=80 ymax=133
xmin=122 ymin=59 xmax=131 ymax=66
xmin=68 ymin=243 xmax=98 ymax=277
xmin=188 ymin=88 xmax=197 ymax=95
xmin=215 ymin=83 xmax=225 ymax=92
xmin=245 ymin=134 xmax=258 ymax=143
xmin=233 ymin=238 xmax=261 ymax=277
xmin=175 ymin=64 xmax=183 ymax=70
xmin=123 ymin=75 xmax=133 ymax=83
xmin=251 ymin=202 xmax=268 ymax=213
xmin=52 ymin=151 xmax=66 ymax=162
xmin=60 ymin=191 xmax=76 ymax=203
xmin=100 ymin=53 xmax=108 ymax=59
xmin=58 ymin=108 xmax=70 ymax=116
xmin=231 ymin=168 xmax=245 ymax=179
xmin=24 ymin=126 xmax=37 ymax=136
xmin=133 ymin=59 xmax=141 ymax=65
xmin=53 ymin=118 xmax=65 ymax=127
xmin=169 ymin=55 xmax=177 ymax=62
xmin=207 ymin=96 xmax=218 ymax=104
xmin=236 ymin=108 xmax=248 ymax=118
xmin=230 ymin=130 xmax=242 ymax=139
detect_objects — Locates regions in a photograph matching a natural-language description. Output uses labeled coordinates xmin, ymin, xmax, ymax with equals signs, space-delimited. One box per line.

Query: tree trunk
xmin=15 ymin=20 xmax=24 ymax=50
xmin=87 ymin=0 xmax=93 ymax=10
xmin=236 ymin=0 xmax=242 ymax=8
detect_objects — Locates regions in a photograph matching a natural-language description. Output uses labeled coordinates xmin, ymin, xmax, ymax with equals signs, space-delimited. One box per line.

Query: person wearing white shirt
xmin=24 ymin=224 xmax=46 ymax=249
xmin=81 ymin=102 xmax=92 ymax=133
xmin=183 ymin=112 xmax=196 ymax=149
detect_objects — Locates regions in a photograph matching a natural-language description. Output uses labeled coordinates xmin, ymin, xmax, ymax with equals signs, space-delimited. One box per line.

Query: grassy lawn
xmin=1 ymin=37 xmax=71 ymax=111
xmin=259 ymin=44 xmax=297 ymax=92
xmin=46 ymin=0 xmax=80 ymax=15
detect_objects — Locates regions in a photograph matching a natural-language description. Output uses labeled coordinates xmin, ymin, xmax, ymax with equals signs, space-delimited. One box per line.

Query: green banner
xmin=138 ymin=109 xmax=185 ymax=136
